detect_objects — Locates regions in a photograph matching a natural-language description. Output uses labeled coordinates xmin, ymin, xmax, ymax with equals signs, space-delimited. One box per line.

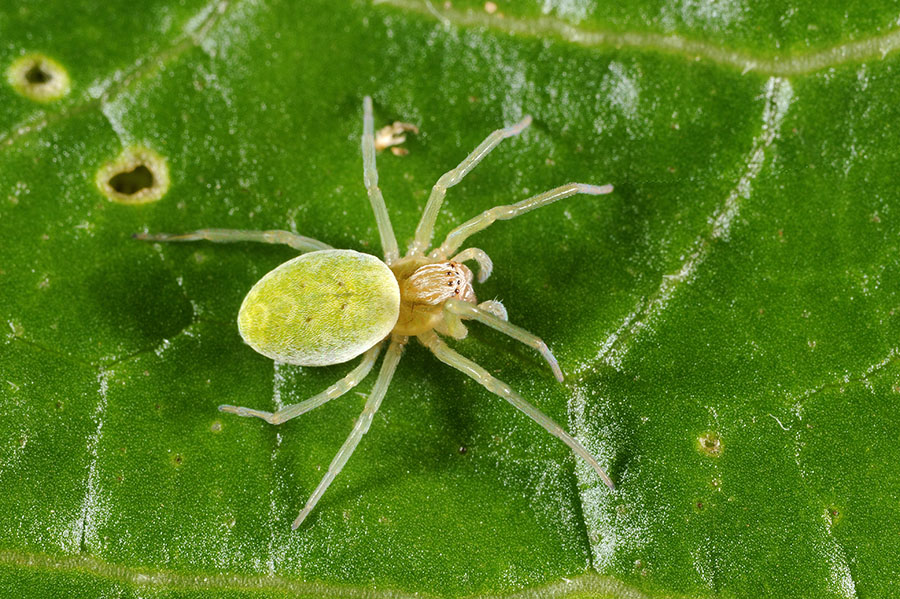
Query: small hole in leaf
xmin=97 ymin=147 xmax=170 ymax=205
xmin=6 ymin=54 xmax=70 ymax=102
xmin=109 ymin=165 xmax=154 ymax=195
xmin=25 ymin=65 xmax=51 ymax=84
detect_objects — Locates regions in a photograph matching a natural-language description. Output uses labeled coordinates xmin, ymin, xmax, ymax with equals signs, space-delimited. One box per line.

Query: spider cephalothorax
xmin=137 ymin=96 xmax=615 ymax=529
xmin=392 ymin=258 xmax=475 ymax=336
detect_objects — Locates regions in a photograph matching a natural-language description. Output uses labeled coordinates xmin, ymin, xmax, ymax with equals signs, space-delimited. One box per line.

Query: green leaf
xmin=2 ymin=1 xmax=898 ymax=597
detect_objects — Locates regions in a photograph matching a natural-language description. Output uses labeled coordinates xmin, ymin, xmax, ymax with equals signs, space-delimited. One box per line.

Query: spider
xmin=137 ymin=97 xmax=616 ymax=529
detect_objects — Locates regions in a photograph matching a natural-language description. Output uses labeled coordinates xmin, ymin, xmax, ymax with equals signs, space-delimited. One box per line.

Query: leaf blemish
xmin=6 ymin=53 xmax=71 ymax=102
xmin=825 ymin=505 xmax=844 ymax=527
xmin=697 ymin=431 xmax=723 ymax=457
xmin=96 ymin=146 xmax=170 ymax=205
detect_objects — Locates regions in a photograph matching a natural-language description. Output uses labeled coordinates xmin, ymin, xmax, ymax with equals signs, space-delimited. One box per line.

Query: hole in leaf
xmin=697 ymin=431 xmax=723 ymax=458
xmin=109 ymin=165 xmax=154 ymax=195
xmin=6 ymin=54 xmax=70 ymax=102
xmin=96 ymin=147 xmax=170 ymax=205
xmin=25 ymin=65 xmax=51 ymax=84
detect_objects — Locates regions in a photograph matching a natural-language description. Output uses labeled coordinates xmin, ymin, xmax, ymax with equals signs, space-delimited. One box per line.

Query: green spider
xmin=137 ymin=96 xmax=615 ymax=529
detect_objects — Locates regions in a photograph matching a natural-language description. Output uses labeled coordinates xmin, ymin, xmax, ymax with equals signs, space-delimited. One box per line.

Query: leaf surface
xmin=2 ymin=1 xmax=898 ymax=597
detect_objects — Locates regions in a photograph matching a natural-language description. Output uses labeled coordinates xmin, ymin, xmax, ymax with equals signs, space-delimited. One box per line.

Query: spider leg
xmin=408 ymin=115 xmax=532 ymax=257
xmin=450 ymin=247 xmax=493 ymax=283
xmin=418 ymin=330 xmax=615 ymax=491
xmin=362 ymin=96 xmax=400 ymax=264
xmin=218 ymin=344 xmax=382 ymax=425
xmin=292 ymin=336 xmax=407 ymax=529
xmin=476 ymin=299 xmax=507 ymax=321
xmin=134 ymin=229 xmax=332 ymax=253
xmin=434 ymin=182 xmax=614 ymax=259
xmin=444 ymin=298 xmax=563 ymax=382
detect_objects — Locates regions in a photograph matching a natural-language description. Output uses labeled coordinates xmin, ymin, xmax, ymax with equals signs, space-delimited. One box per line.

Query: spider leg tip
xmin=579 ymin=183 xmax=614 ymax=195
xmin=292 ymin=510 xmax=309 ymax=530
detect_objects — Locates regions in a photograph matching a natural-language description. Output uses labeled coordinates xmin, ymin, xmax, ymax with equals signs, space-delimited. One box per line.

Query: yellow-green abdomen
xmin=237 ymin=249 xmax=400 ymax=366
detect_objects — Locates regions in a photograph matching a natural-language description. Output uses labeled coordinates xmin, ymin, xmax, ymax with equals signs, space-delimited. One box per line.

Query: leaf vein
xmin=574 ymin=76 xmax=794 ymax=380
xmin=378 ymin=0 xmax=900 ymax=75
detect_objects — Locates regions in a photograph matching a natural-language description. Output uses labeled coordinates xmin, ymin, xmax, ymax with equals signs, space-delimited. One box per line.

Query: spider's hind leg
xmin=291 ymin=336 xmax=407 ymax=529
xmin=361 ymin=96 xmax=400 ymax=263
xmin=219 ymin=344 xmax=382 ymax=425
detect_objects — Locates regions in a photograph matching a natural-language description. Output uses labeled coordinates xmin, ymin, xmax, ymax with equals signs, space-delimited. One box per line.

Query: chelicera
xmin=137 ymin=97 xmax=615 ymax=529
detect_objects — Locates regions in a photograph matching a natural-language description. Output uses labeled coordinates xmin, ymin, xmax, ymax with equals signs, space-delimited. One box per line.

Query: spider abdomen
xmin=237 ymin=249 xmax=400 ymax=366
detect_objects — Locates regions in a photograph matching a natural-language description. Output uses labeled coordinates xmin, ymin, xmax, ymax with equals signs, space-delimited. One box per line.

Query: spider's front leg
xmin=450 ymin=247 xmax=493 ymax=283
xmin=443 ymin=299 xmax=562 ymax=382
xmin=434 ymin=182 xmax=614 ymax=259
xmin=408 ymin=115 xmax=533 ymax=257
xmin=418 ymin=330 xmax=615 ymax=492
